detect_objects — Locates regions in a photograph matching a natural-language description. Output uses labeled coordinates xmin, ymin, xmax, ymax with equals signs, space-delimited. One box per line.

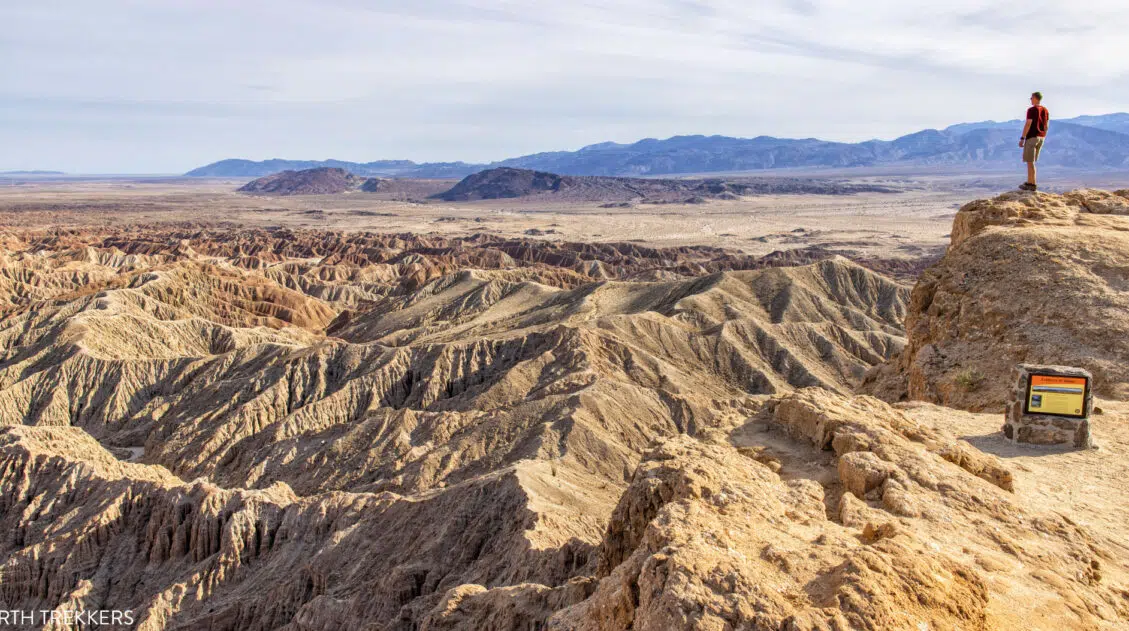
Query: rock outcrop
xmin=238 ymin=167 xmax=385 ymax=195
xmin=862 ymin=189 xmax=1129 ymax=410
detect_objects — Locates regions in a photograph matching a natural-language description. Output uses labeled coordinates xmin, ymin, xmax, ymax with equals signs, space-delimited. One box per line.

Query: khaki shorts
xmin=1023 ymin=136 xmax=1045 ymax=163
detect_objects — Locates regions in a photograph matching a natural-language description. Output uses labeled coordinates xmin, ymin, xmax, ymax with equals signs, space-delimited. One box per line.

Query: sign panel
xmin=1025 ymin=374 xmax=1088 ymax=418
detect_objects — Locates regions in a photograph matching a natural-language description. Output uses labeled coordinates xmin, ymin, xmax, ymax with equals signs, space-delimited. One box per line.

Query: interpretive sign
xmin=1024 ymin=374 xmax=1089 ymax=418
xmin=1004 ymin=364 xmax=1093 ymax=449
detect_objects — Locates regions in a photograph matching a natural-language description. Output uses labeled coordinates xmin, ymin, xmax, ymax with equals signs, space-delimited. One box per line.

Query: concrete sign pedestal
xmin=1004 ymin=364 xmax=1093 ymax=449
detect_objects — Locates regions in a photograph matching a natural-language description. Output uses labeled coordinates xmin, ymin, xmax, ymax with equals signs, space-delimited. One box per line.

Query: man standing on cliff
xmin=1020 ymin=92 xmax=1049 ymax=191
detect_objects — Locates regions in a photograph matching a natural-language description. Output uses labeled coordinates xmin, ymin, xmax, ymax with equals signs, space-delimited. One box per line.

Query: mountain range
xmin=186 ymin=113 xmax=1129 ymax=179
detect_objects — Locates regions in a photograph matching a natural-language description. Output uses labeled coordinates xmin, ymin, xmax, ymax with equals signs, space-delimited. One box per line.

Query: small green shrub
xmin=954 ymin=368 xmax=985 ymax=392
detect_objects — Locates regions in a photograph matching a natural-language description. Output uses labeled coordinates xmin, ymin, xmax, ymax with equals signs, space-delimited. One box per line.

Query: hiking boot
xmin=1019 ymin=182 xmax=1037 ymax=191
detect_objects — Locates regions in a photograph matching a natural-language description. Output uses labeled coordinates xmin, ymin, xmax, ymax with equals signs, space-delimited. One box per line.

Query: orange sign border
xmin=1023 ymin=373 xmax=1089 ymax=419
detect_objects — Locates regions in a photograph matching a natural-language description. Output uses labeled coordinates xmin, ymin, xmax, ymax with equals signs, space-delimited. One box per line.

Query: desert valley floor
xmin=1 ymin=173 xmax=1129 ymax=630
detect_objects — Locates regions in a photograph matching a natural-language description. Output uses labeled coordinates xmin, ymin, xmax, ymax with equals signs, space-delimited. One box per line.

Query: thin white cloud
xmin=1 ymin=0 xmax=1126 ymax=172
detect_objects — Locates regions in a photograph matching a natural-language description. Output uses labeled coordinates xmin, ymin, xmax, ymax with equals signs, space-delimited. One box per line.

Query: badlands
xmin=0 ymin=178 xmax=1128 ymax=630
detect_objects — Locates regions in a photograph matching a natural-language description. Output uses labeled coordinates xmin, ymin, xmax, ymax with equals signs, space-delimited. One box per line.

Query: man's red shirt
xmin=1026 ymin=106 xmax=1049 ymax=138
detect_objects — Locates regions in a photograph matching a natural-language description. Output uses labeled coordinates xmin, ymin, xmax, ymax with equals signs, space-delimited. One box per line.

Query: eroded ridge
xmin=2 ymin=195 xmax=1128 ymax=630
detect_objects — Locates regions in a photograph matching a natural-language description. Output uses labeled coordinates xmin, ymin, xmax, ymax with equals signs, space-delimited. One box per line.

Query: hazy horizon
xmin=5 ymin=1 xmax=1129 ymax=173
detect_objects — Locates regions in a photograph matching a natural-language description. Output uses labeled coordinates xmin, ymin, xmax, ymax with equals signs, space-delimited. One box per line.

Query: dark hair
xmin=1032 ymin=91 xmax=1043 ymax=102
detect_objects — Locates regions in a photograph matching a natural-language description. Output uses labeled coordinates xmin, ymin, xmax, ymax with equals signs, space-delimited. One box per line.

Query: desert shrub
xmin=954 ymin=368 xmax=985 ymax=392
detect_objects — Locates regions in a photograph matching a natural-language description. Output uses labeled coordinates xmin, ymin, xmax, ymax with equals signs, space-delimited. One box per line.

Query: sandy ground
xmin=732 ymin=394 xmax=1129 ymax=630
xmin=900 ymin=399 xmax=1129 ymax=629
xmin=905 ymin=398 xmax=1129 ymax=552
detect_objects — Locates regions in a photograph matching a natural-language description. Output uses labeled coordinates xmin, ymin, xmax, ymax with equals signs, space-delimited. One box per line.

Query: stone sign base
xmin=1004 ymin=364 xmax=1093 ymax=448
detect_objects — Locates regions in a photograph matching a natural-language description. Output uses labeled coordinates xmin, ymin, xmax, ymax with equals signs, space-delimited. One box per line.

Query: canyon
xmin=0 ymin=183 xmax=1127 ymax=629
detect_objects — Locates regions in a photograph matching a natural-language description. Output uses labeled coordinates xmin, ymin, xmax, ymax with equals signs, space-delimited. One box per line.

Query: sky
xmin=3 ymin=0 xmax=1129 ymax=173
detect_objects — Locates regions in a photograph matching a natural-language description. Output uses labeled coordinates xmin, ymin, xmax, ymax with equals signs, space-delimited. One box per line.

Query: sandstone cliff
xmin=862 ymin=188 xmax=1129 ymax=410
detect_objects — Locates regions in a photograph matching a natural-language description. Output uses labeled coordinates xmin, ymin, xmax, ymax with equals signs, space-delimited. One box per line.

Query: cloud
xmin=1 ymin=0 xmax=1127 ymax=172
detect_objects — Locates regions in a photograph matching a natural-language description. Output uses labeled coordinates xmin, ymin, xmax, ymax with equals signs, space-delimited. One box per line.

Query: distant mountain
xmin=866 ymin=122 xmax=1129 ymax=168
xmin=500 ymin=120 xmax=1129 ymax=175
xmin=0 ymin=170 xmax=66 ymax=175
xmin=188 ymin=158 xmax=480 ymax=178
xmin=236 ymin=167 xmax=452 ymax=197
xmin=238 ymin=167 xmax=378 ymax=195
xmin=434 ymin=167 xmax=898 ymax=202
xmin=188 ymin=113 xmax=1129 ymax=178
xmin=495 ymin=136 xmax=881 ymax=176
xmin=1063 ymin=113 xmax=1129 ymax=136
xmin=946 ymin=113 xmax=1129 ymax=137
xmin=436 ymin=168 xmax=568 ymax=201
